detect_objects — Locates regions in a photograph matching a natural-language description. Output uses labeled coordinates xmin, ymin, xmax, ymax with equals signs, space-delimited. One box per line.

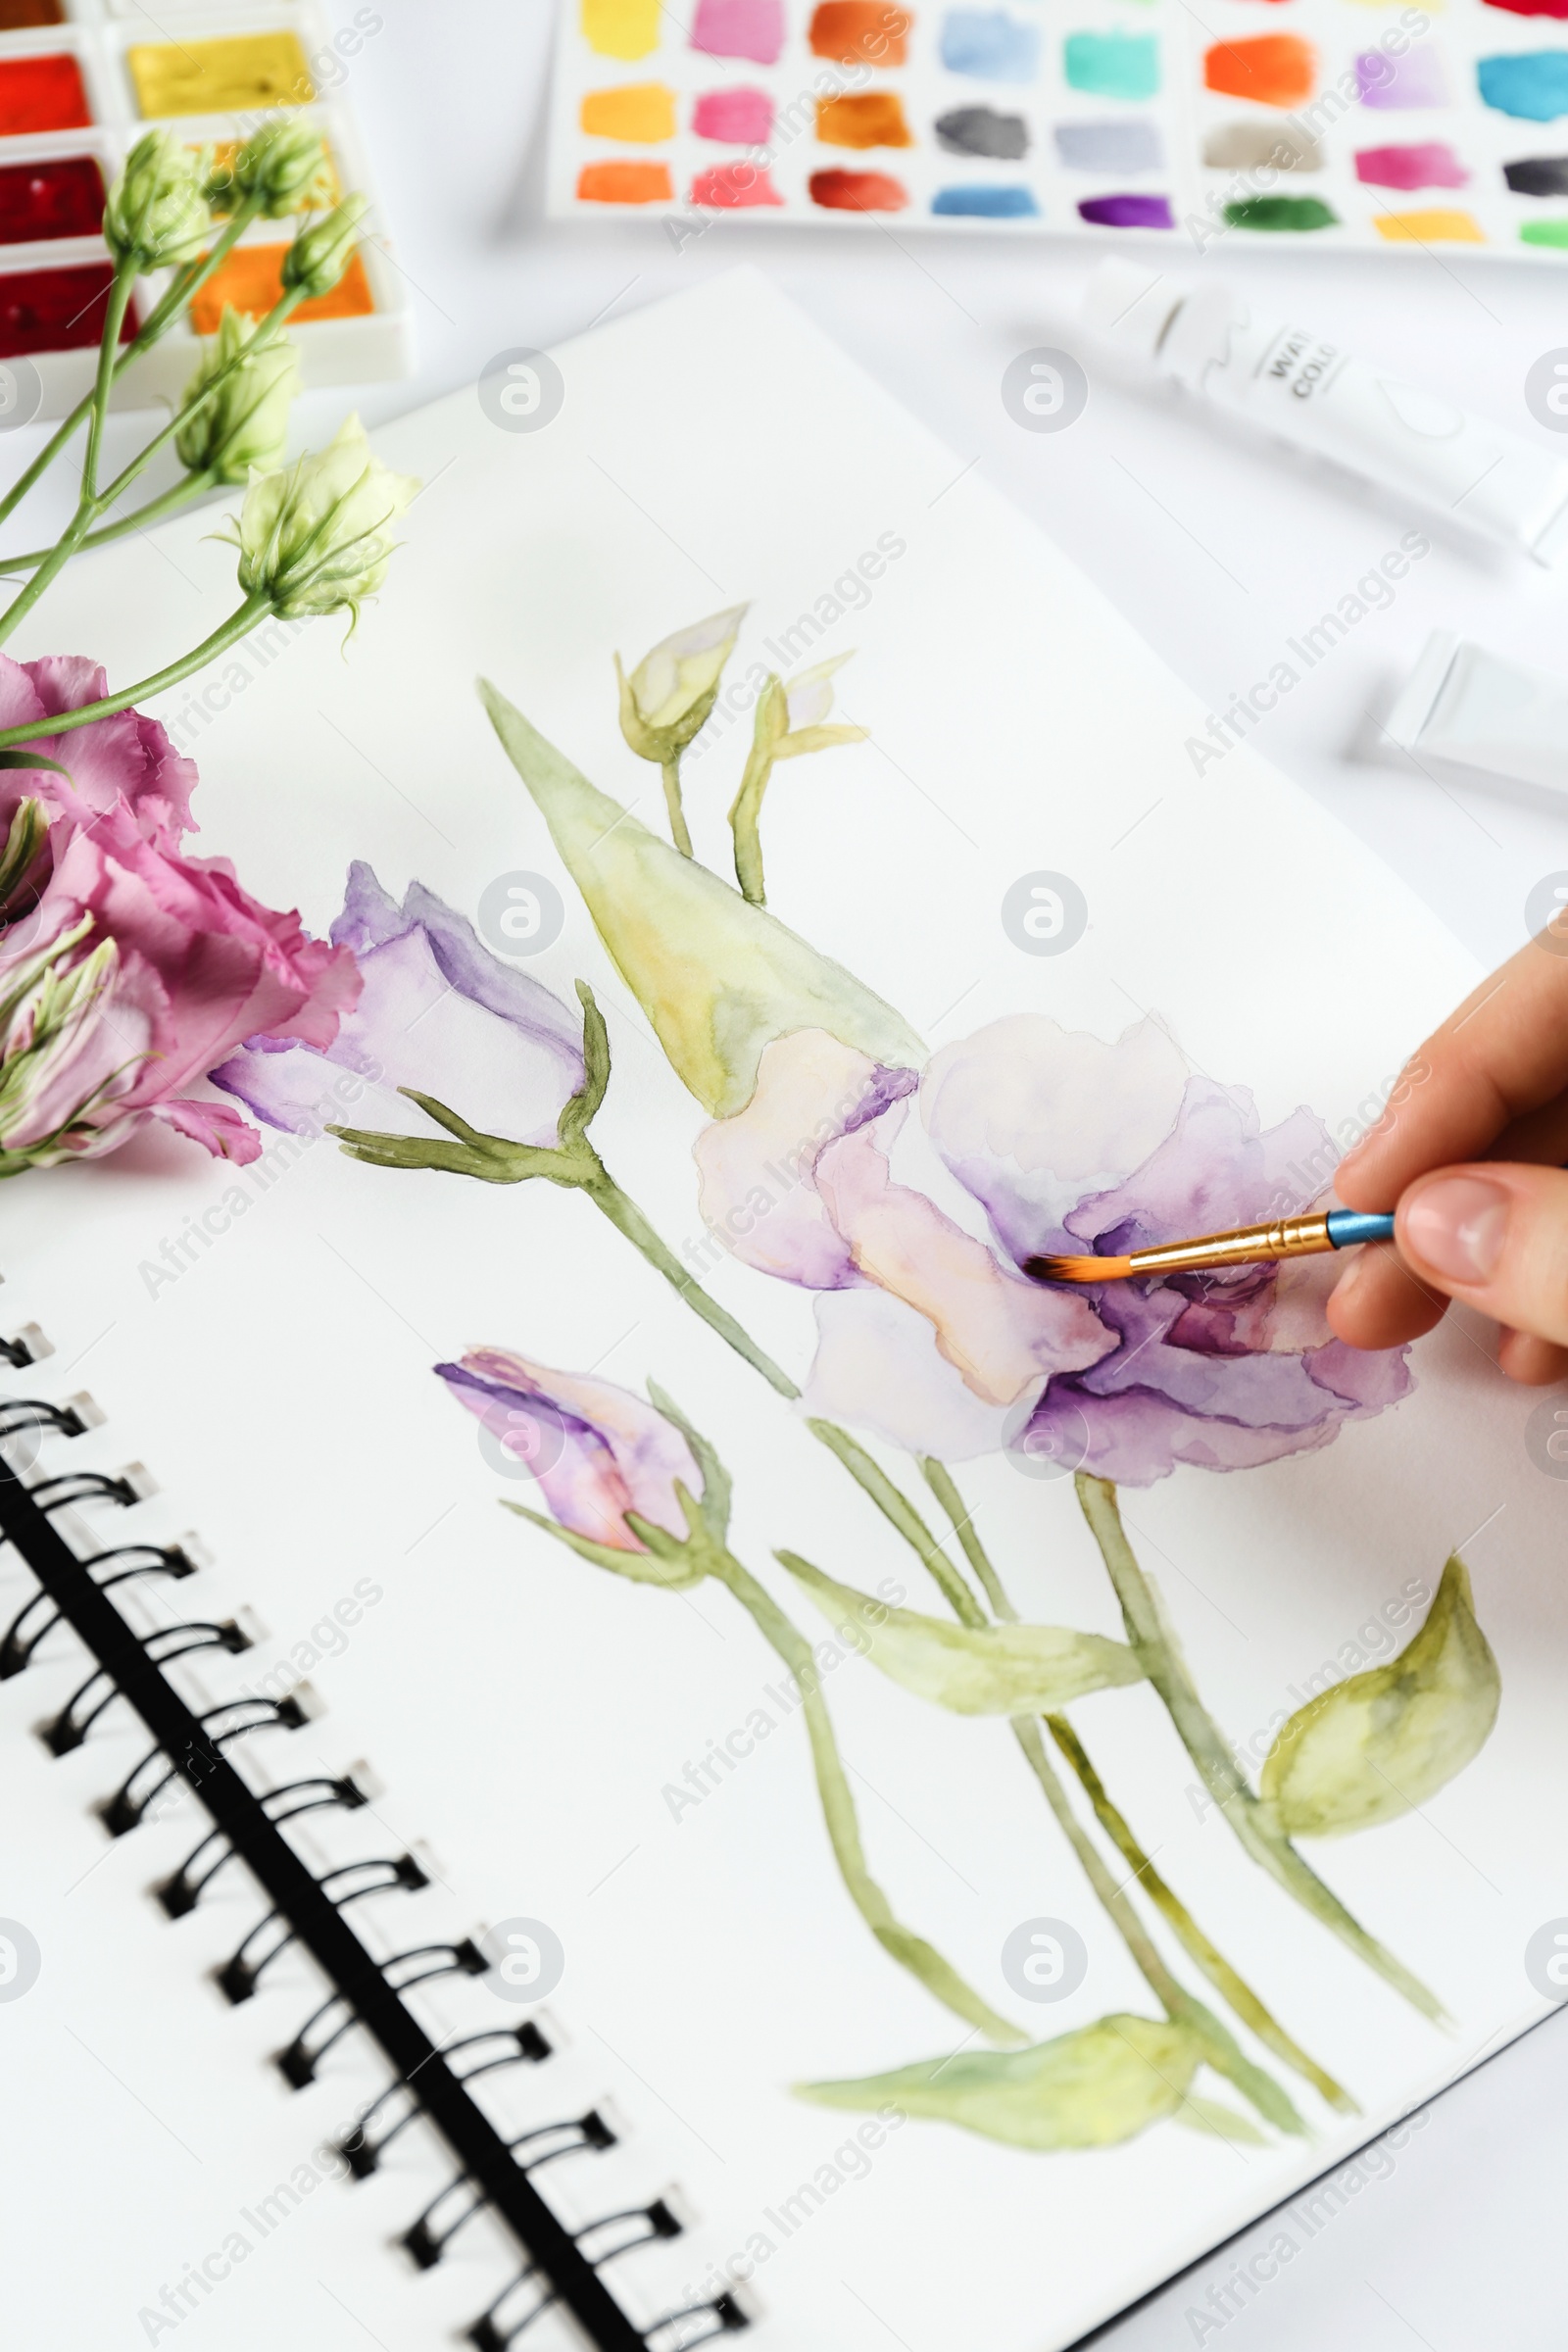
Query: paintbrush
xmin=1024 ymin=1208 xmax=1396 ymax=1286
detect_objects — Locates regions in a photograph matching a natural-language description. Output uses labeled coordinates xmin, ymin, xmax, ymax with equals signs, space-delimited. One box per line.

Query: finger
xmin=1338 ymin=943 xmax=1568 ymax=1208
xmin=1326 ymin=1240 xmax=1448 ymax=1351
xmin=1497 ymin=1328 xmax=1568 ymax=1386
xmin=1396 ymin=1163 xmax=1568 ymax=1349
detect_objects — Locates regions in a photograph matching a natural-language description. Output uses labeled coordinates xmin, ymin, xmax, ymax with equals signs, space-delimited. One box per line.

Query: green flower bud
xmin=103 ymin=130 xmax=214 ymax=272
xmin=224 ymin=416 xmax=419 ymax=623
xmin=174 ymin=308 xmax=301 ymax=486
xmin=281 ymin=193 xmax=370 ymax=303
xmin=0 ymin=798 xmax=49 ymax=917
xmin=1259 ymin=1554 xmax=1500 ymax=1838
xmin=227 ymin=120 xmax=333 ymax=219
xmin=614 ymin=604 xmax=748 ymax=764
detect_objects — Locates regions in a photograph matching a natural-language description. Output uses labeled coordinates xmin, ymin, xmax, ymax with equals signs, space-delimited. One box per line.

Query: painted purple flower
xmin=694 ymin=1017 xmax=1413 ymax=1486
xmin=437 ymin=1347 xmax=701 ymax=1552
xmin=212 ymin=861 xmax=585 ymax=1142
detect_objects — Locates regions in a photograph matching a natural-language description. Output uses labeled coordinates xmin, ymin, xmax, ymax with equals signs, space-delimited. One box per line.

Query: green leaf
xmin=778 ymin=1551 xmax=1143 ymax=1714
xmin=479 ymin=679 xmax=925 ymax=1116
xmin=0 ymin=750 xmax=72 ymax=776
xmin=502 ymin=1500 xmax=709 ymax=1591
xmin=1259 ymin=1555 xmax=1500 ymax=1838
xmin=799 ymin=2015 xmax=1201 ymax=2150
xmin=1172 ymin=2095 xmax=1270 ymax=2146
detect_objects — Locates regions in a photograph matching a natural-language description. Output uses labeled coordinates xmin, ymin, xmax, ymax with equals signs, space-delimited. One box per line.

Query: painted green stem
xmin=0 ymin=472 xmax=216 ymax=576
xmin=808 ymin=1422 xmax=982 ymax=1625
xmin=661 ymin=756 xmax=692 ymax=858
xmin=728 ymin=732 xmax=774 ymax=906
xmin=1075 ymin=1473 xmax=1445 ymax=2025
xmin=0 ymin=595 xmax=271 ymax=747
xmin=584 ymin=1173 xmax=799 ymax=1400
xmin=707 ymin=1546 xmax=1025 ymax=2047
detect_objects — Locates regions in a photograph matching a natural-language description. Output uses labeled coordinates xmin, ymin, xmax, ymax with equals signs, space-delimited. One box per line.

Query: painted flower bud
xmin=281 ymin=193 xmax=369 ymax=302
xmin=615 ymin=604 xmax=748 ymax=763
xmin=103 ymin=130 xmax=213 ymax=271
xmin=226 ymin=120 xmax=333 ymax=218
xmin=226 ymin=416 xmax=419 ymax=623
xmin=1259 ymin=1555 xmax=1500 ymax=1838
xmin=776 ymin=652 xmax=867 ymax=759
xmin=174 ymin=308 xmax=301 ymax=485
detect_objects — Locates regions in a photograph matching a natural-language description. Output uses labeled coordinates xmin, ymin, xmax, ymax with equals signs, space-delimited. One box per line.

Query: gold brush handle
xmin=1125 ymin=1212 xmax=1334 ymax=1278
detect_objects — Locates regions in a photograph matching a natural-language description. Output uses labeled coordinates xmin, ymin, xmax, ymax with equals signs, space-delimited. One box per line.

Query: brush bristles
xmin=1023 ymin=1252 xmax=1132 ymax=1285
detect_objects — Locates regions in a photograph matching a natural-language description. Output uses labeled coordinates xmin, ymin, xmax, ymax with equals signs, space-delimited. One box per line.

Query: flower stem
xmin=0 ymin=473 xmax=217 ymax=576
xmin=708 ymin=1545 xmax=1025 ymax=2046
xmin=728 ymin=739 xmax=773 ymax=906
xmin=82 ymin=260 xmax=137 ymax=502
xmin=808 ymin=1421 xmax=982 ymax=1625
xmin=0 ymin=594 xmax=272 ymax=744
xmin=583 ymin=1171 xmax=799 ymax=1400
xmin=661 ymin=757 xmax=693 ymax=858
xmin=1074 ymin=1473 xmax=1446 ymax=2025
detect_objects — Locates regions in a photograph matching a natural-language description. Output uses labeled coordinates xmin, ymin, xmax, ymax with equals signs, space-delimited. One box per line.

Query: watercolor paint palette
xmin=548 ymin=0 xmax=1568 ymax=256
xmin=0 ymin=0 xmax=408 ymax=419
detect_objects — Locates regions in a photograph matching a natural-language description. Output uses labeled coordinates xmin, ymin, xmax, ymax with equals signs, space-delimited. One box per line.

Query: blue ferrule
xmin=1324 ymin=1208 xmax=1396 ymax=1250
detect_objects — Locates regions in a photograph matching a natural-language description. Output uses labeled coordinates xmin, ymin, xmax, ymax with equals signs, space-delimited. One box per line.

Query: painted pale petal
xmin=803 ymin=1289 xmax=1019 ymax=1460
xmin=922 ymin=1015 xmax=1191 ymax=1262
xmin=693 ymin=1028 xmax=916 ymax=1287
xmin=799 ymin=2015 xmax=1200 ymax=2149
xmin=1067 ymin=1083 xmax=1333 ymax=1257
xmin=628 ymin=603 xmax=747 ymax=729
xmin=1020 ymin=1381 xmax=1345 ymax=1488
xmin=782 ymin=1554 xmax=1143 ymax=1713
xmin=815 ymin=1123 xmax=1113 ymax=1406
xmin=1260 ymin=1556 xmax=1499 ymax=1838
xmin=481 ymin=683 xmax=925 ymax=1115
xmin=783 ymin=652 xmax=852 ymax=733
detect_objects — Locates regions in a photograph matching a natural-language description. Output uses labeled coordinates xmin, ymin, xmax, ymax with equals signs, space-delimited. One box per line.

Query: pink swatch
xmin=693 ymin=85 xmax=775 ymax=140
xmin=691 ymin=162 xmax=786 ymax=204
xmin=1354 ymin=139 xmax=1469 ymax=187
xmin=691 ymin=0 xmax=785 ymax=62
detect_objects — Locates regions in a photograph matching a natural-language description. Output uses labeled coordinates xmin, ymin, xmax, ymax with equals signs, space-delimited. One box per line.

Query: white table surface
xmin=8 ymin=2 xmax=1566 ymax=2343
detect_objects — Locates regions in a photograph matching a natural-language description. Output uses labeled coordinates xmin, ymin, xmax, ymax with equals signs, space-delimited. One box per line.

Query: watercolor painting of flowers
xmin=234 ymin=611 xmax=1503 ymax=2161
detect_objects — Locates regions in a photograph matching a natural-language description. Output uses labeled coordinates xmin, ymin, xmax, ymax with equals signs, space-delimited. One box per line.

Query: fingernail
xmin=1403 ymin=1176 xmax=1509 ymax=1285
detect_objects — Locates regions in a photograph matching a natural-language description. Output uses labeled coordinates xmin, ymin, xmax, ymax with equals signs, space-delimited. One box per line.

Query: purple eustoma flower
xmin=437 ymin=1348 xmax=701 ymax=1552
xmin=212 ymin=862 xmax=585 ymax=1143
xmin=694 ymin=1016 xmax=1412 ymax=1486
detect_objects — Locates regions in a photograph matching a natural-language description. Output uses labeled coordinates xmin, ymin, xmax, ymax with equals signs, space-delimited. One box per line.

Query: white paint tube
xmin=1385 ymin=631 xmax=1568 ymax=792
xmin=1083 ymin=259 xmax=1568 ymax=566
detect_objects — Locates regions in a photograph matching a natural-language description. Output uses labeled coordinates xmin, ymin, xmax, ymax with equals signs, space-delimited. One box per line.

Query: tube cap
xmin=1080 ymin=259 xmax=1188 ymax=368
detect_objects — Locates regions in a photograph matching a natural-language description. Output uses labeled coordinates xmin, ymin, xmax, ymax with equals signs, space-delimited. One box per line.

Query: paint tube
xmin=1385 ymin=631 xmax=1568 ymax=791
xmin=1082 ymin=259 xmax=1568 ymax=566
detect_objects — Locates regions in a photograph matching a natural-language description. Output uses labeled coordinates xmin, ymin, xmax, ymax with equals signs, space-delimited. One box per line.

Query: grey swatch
xmin=1202 ymin=121 xmax=1322 ymax=172
xmin=935 ymin=104 xmax=1031 ymax=160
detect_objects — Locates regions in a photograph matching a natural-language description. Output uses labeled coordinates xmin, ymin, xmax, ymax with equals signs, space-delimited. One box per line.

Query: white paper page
xmin=2 ymin=270 xmax=1556 ymax=2352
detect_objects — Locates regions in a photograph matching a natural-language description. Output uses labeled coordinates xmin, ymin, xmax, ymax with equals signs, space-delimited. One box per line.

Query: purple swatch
xmin=691 ymin=0 xmax=785 ymax=61
xmin=692 ymin=84 xmax=775 ymax=140
xmin=1356 ymin=43 xmax=1449 ymax=108
xmin=1354 ymin=138 xmax=1468 ymax=186
xmin=1077 ymin=191 xmax=1175 ymax=228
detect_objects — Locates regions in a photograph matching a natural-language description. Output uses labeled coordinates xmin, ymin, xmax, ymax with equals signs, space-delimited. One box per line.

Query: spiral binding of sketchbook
xmin=0 ymin=1344 xmax=748 ymax=2352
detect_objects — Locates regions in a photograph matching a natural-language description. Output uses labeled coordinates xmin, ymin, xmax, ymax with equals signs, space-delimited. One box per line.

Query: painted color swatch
xmin=188 ymin=243 xmax=375 ymax=333
xmin=0 ymin=0 xmax=63 ymax=23
xmin=933 ymin=183 xmax=1038 ymax=213
xmin=1373 ymin=205 xmax=1486 ymax=237
xmin=809 ymin=166 xmax=908 ymax=206
xmin=693 ymin=86 xmax=774 ymax=139
xmin=936 ymin=104 xmax=1028 ymax=157
xmin=1355 ymin=140 xmax=1468 ymax=186
xmin=549 ymin=0 xmax=1568 ymax=259
xmin=0 ymin=263 xmax=136 ymax=358
xmin=817 ymin=91 xmax=913 ymax=143
xmin=1204 ymin=35 xmax=1316 ymax=107
xmin=1066 ymin=30 xmax=1160 ymax=99
xmin=581 ymin=83 xmax=677 ymax=138
xmin=126 ymin=34 xmax=313 ymax=117
xmin=582 ymin=0 xmax=662 ymax=56
xmin=1478 ymin=50 xmax=1568 ymax=117
xmin=1504 ymin=152 xmax=1568 ymax=190
xmin=809 ymin=1 xmax=911 ymax=62
xmin=0 ymin=53 xmax=90 ymax=136
xmin=693 ymin=0 xmax=785 ymax=61
xmin=0 ymin=155 xmax=104 ymax=242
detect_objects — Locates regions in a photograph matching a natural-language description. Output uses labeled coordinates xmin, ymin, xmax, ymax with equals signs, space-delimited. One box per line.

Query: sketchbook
xmin=1 ymin=269 xmax=1562 ymax=2352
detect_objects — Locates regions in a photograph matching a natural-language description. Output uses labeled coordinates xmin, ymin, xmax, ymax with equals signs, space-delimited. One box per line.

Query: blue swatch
xmin=932 ymin=183 xmax=1041 ymax=215
xmin=940 ymin=11 xmax=1041 ymax=83
xmin=1478 ymin=51 xmax=1568 ymax=122
xmin=1063 ymin=29 xmax=1160 ymax=101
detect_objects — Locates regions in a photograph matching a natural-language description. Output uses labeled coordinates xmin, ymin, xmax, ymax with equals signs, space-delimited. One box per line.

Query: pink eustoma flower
xmin=0 ymin=653 xmax=198 ymax=881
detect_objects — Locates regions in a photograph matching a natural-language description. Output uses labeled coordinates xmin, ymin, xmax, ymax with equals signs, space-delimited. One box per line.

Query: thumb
xmin=1396 ymin=1164 xmax=1568 ymax=1348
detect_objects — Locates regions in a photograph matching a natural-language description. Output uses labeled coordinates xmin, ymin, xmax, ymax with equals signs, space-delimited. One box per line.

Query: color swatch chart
xmin=0 ymin=1 xmax=408 ymax=418
xmin=549 ymin=0 xmax=1568 ymax=255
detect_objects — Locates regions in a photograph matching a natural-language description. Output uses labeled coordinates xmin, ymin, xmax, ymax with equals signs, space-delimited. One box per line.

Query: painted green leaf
xmin=778 ymin=1551 xmax=1144 ymax=1714
xmin=1259 ymin=1555 xmax=1500 ymax=1838
xmin=799 ymin=2015 xmax=1201 ymax=2150
xmin=479 ymin=681 xmax=925 ymax=1117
